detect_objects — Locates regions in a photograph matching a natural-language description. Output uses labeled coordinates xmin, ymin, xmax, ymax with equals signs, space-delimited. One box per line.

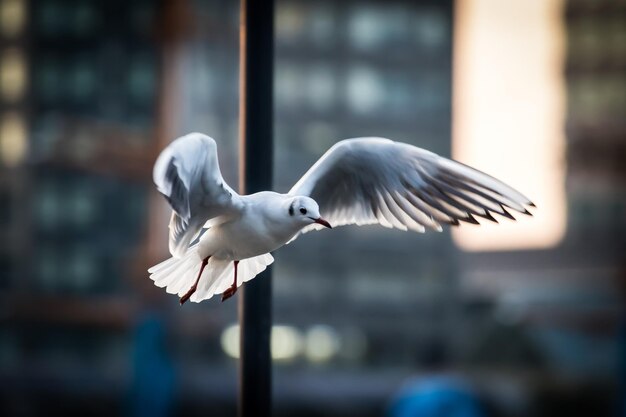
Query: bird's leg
xmin=180 ymin=256 xmax=210 ymax=305
xmin=221 ymin=260 xmax=239 ymax=302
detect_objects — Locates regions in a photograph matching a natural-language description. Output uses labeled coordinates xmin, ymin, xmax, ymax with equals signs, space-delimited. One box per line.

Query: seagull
xmin=148 ymin=132 xmax=534 ymax=304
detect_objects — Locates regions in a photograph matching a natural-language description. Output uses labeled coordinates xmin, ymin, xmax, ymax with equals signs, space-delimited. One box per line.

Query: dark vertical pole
xmin=238 ymin=1 xmax=273 ymax=417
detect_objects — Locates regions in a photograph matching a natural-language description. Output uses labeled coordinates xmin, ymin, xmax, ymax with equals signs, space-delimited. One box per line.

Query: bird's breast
xmin=199 ymin=214 xmax=296 ymax=261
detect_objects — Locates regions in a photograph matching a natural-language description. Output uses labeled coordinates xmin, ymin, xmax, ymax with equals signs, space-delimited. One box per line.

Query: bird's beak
xmin=314 ymin=217 xmax=332 ymax=229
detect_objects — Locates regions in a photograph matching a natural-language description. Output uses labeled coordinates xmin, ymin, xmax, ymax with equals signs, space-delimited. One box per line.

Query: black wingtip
xmin=461 ymin=213 xmax=480 ymax=225
xmin=446 ymin=218 xmax=460 ymax=227
xmin=528 ymin=201 xmax=536 ymax=208
xmin=477 ymin=211 xmax=499 ymax=224
xmin=499 ymin=205 xmax=517 ymax=221
xmin=523 ymin=208 xmax=533 ymax=217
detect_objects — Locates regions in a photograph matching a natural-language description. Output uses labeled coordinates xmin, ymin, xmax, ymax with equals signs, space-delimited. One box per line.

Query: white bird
xmin=148 ymin=132 xmax=534 ymax=304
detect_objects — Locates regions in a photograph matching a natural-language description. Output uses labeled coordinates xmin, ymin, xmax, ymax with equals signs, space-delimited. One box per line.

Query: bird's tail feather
xmin=148 ymin=245 xmax=274 ymax=303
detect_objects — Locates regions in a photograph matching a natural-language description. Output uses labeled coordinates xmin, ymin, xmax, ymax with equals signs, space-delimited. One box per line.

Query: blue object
xmin=388 ymin=376 xmax=487 ymax=417
xmin=128 ymin=314 xmax=176 ymax=417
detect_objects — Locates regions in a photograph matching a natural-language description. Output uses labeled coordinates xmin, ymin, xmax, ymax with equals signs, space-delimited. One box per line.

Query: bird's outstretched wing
xmin=153 ymin=133 xmax=242 ymax=257
xmin=288 ymin=137 xmax=534 ymax=237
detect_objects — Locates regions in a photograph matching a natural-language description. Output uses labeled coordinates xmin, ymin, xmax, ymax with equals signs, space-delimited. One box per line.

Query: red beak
xmin=314 ymin=217 xmax=332 ymax=229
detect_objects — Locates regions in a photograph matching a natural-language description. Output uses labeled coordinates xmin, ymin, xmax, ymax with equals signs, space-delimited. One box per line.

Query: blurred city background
xmin=0 ymin=0 xmax=624 ymax=416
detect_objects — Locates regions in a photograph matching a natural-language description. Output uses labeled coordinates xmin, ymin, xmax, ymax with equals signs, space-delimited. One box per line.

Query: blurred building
xmin=0 ymin=0 xmax=161 ymax=415
xmin=0 ymin=0 xmax=624 ymax=416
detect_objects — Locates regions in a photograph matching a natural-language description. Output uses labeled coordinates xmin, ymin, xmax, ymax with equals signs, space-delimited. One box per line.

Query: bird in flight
xmin=148 ymin=133 xmax=534 ymax=304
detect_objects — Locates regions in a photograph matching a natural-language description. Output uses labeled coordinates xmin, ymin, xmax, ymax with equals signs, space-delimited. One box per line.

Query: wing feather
xmin=288 ymin=137 xmax=533 ymax=239
xmin=153 ymin=133 xmax=242 ymax=257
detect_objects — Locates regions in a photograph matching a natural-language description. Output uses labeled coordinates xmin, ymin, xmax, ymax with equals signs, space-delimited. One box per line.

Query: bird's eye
xmin=299 ymin=207 xmax=307 ymax=215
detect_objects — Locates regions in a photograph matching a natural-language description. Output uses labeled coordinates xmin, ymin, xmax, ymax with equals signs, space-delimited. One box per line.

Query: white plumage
xmin=153 ymin=133 xmax=242 ymax=258
xmin=148 ymin=247 xmax=273 ymax=303
xmin=149 ymin=133 xmax=534 ymax=303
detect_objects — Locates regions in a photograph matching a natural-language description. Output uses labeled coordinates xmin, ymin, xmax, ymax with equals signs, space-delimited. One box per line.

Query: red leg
xmin=180 ymin=256 xmax=210 ymax=305
xmin=221 ymin=260 xmax=239 ymax=302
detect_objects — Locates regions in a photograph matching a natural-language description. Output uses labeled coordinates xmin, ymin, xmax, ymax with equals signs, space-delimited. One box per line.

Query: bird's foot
xmin=179 ymin=285 xmax=197 ymax=305
xmin=221 ymin=284 xmax=238 ymax=302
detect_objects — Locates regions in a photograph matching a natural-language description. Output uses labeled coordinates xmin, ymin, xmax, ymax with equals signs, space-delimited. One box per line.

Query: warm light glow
xmin=1 ymin=48 xmax=27 ymax=101
xmin=0 ymin=111 xmax=27 ymax=166
xmin=452 ymin=0 xmax=566 ymax=251
xmin=271 ymin=325 xmax=303 ymax=361
xmin=305 ymin=325 xmax=340 ymax=363
xmin=220 ymin=324 xmax=303 ymax=361
xmin=220 ymin=324 xmax=240 ymax=359
xmin=0 ymin=0 xmax=25 ymax=37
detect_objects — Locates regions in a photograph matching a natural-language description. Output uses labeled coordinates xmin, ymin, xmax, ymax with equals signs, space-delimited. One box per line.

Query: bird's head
xmin=287 ymin=196 xmax=332 ymax=229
